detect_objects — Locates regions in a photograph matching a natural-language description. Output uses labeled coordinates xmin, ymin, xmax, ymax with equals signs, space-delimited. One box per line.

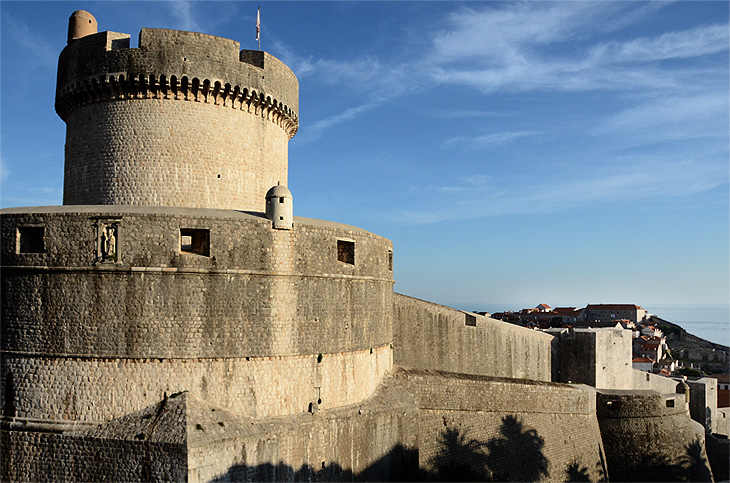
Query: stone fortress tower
xmin=58 ymin=10 xmax=298 ymax=211
xmin=1 ymin=11 xmax=720 ymax=483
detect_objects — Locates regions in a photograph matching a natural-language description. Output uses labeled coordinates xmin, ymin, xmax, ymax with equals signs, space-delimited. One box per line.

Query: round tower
xmin=56 ymin=16 xmax=299 ymax=212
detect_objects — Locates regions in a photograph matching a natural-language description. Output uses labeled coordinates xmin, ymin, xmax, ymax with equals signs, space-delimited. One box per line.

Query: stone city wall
xmin=2 ymin=207 xmax=393 ymax=357
xmin=1 ymin=207 xmax=394 ymax=422
xmin=56 ymin=28 xmax=298 ymax=211
xmin=395 ymin=368 xmax=607 ymax=482
xmin=62 ymin=100 xmax=289 ymax=212
xmin=393 ymin=294 xmax=553 ymax=381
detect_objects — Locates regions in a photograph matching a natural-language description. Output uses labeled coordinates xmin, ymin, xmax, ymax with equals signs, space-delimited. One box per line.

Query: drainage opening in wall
xmin=180 ymin=228 xmax=210 ymax=256
xmin=606 ymin=400 xmax=622 ymax=411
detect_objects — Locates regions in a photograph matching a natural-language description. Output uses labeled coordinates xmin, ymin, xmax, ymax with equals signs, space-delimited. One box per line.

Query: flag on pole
xmin=256 ymin=6 xmax=261 ymax=48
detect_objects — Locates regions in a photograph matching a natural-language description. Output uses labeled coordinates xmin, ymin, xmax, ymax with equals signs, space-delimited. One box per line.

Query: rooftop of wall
xmin=0 ymin=205 xmax=381 ymax=238
xmin=56 ymin=27 xmax=298 ymax=118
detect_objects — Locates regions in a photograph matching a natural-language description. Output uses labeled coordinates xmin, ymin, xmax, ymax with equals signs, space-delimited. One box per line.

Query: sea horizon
xmin=455 ymin=302 xmax=729 ymax=347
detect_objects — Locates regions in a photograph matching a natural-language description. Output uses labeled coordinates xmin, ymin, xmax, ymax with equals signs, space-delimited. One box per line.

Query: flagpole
xmin=256 ymin=6 xmax=261 ymax=51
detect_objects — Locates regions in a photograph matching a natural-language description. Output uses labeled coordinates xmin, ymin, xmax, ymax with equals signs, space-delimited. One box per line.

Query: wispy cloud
xmin=1 ymin=12 xmax=57 ymax=68
xmin=387 ymin=157 xmax=727 ymax=225
xmin=592 ymin=92 xmax=729 ymax=145
xmin=427 ymin=3 xmax=727 ymax=93
xmin=445 ymin=131 xmax=541 ymax=149
xmin=169 ymin=1 xmax=204 ymax=33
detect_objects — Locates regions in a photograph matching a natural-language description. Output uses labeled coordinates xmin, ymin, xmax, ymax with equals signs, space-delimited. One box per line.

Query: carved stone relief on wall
xmin=93 ymin=217 xmax=121 ymax=264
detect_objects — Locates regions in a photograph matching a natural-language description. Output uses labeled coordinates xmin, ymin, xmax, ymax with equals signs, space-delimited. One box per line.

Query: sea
xmin=456 ymin=303 xmax=730 ymax=347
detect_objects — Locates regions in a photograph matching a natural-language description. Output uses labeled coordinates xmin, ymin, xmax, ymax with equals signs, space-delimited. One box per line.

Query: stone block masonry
xmin=393 ymin=294 xmax=553 ymax=381
xmin=395 ymin=367 xmax=608 ymax=482
xmin=1 ymin=206 xmax=394 ymax=423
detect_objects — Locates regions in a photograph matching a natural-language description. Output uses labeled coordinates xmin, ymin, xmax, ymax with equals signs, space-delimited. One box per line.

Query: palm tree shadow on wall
xmin=427 ymin=414 xmax=550 ymax=482
xmin=208 ymin=444 xmax=419 ymax=482
xmin=607 ymin=438 xmax=713 ymax=482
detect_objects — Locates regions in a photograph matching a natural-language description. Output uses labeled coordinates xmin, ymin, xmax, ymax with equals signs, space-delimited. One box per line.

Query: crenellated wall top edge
xmin=56 ymin=28 xmax=299 ymax=134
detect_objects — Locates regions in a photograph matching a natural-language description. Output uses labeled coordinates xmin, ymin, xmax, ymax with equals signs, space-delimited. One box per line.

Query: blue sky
xmin=1 ymin=1 xmax=728 ymax=312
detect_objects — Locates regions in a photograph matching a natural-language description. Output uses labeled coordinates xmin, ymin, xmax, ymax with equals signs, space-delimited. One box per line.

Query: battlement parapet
xmin=56 ymin=29 xmax=298 ymax=138
xmin=596 ymin=389 xmax=689 ymax=419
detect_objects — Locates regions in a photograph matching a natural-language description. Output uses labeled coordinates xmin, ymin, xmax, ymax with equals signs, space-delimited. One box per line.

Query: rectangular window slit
xmin=337 ymin=240 xmax=354 ymax=265
xmin=17 ymin=226 xmax=45 ymax=253
xmin=180 ymin=228 xmax=210 ymax=256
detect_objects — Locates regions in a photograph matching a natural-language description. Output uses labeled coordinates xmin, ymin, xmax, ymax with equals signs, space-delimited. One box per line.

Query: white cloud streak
xmin=389 ymin=156 xmax=727 ymax=225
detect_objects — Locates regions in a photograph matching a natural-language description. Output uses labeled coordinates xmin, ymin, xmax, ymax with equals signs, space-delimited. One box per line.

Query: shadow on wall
xmin=208 ymin=444 xmax=419 ymax=482
xmin=607 ymin=438 xmax=713 ymax=482
xmin=424 ymin=415 xmax=589 ymax=481
xmin=425 ymin=415 xmax=604 ymax=482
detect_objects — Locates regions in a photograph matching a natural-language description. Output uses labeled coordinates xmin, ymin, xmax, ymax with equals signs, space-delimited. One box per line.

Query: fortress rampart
xmin=393 ymin=294 xmax=553 ymax=381
xmin=57 ymin=26 xmax=298 ymax=211
xmin=1 ymin=206 xmax=393 ymax=421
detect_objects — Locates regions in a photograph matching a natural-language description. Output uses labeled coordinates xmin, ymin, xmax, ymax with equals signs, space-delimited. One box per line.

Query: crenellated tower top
xmin=57 ymin=12 xmax=299 ymax=212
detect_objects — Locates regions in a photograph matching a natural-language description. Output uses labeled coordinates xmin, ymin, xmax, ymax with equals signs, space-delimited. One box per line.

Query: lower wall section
xmin=188 ymin=377 xmax=419 ymax=482
xmin=596 ymin=389 xmax=713 ymax=482
xmin=1 ymin=375 xmax=419 ymax=483
xmin=395 ymin=367 xmax=608 ymax=482
xmin=393 ymin=294 xmax=553 ymax=381
xmin=1 ymin=345 xmax=391 ymax=422
xmin=1 ymin=431 xmax=186 ymax=482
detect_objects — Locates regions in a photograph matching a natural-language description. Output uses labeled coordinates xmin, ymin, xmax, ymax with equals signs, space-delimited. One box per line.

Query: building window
xmin=17 ymin=226 xmax=45 ymax=253
xmin=180 ymin=228 xmax=210 ymax=256
xmin=337 ymin=240 xmax=354 ymax=265
xmin=388 ymin=250 xmax=393 ymax=271
xmin=465 ymin=314 xmax=477 ymax=326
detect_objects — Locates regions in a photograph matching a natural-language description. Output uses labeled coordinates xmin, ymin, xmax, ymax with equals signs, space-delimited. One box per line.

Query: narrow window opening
xmin=279 ymin=197 xmax=284 ymax=203
xmin=388 ymin=250 xmax=393 ymax=271
xmin=666 ymin=399 xmax=675 ymax=408
xmin=17 ymin=226 xmax=45 ymax=253
xmin=180 ymin=228 xmax=210 ymax=256
xmin=337 ymin=240 xmax=354 ymax=265
xmin=465 ymin=314 xmax=477 ymax=327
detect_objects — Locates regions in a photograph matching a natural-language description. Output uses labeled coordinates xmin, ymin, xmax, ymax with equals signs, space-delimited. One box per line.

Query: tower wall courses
xmin=393 ymin=294 xmax=553 ymax=382
xmin=1 ymin=345 xmax=392 ymax=423
xmin=1 ymin=431 xmax=187 ymax=483
xmin=62 ymin=100 xmax=288 ymax=211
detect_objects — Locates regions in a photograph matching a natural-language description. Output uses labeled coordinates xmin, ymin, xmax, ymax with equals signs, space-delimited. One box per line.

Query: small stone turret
xmin=265 ymin=183 xmax=293 ymax=229
xmin=67 ymin=10 xmax=97 ymax=43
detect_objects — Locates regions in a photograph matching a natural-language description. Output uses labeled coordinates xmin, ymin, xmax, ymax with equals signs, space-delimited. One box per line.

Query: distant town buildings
xmin=490 ymin=302 xmax=727 ymax=382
